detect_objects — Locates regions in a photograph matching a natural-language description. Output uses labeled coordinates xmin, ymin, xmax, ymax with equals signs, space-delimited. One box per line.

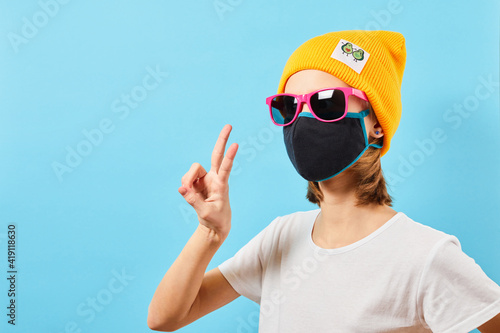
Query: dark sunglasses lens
xmin=310 ymin=89 xmax=346 ymax=120
xmin=271 ymin=95 xmax=297 ymax=125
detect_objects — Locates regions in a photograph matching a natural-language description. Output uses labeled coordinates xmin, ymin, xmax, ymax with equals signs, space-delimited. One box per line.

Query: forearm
xmin=148 ymin=224 xmax=227 ymax=328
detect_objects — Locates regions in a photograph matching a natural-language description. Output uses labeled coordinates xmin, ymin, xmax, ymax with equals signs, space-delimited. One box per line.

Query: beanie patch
xmin=330 ymin=39 xmax=371 ymax=74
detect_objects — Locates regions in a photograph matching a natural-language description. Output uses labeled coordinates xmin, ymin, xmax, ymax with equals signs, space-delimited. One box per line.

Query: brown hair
xmin=305 ymin=104 xmax=394 ymax=207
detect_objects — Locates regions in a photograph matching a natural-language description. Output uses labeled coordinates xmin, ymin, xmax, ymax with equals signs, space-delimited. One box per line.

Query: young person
xmin=148 ymin=30 xmax=500 ymax=332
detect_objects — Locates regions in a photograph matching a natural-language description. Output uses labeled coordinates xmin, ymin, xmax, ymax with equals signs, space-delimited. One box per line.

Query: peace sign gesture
xmin=178 ymin=124 xmax=239 ymax=242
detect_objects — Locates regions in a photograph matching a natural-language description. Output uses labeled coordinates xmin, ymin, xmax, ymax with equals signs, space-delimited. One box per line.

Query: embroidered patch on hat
xmin=330 ymin=39 xmax=370 ymax=74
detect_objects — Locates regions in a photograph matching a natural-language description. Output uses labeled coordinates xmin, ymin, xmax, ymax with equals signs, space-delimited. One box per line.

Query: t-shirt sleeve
xmin=217 ymin=216 xmax=281 ymax=304
xmin=417 ymin=235 xmax=500 ymax=333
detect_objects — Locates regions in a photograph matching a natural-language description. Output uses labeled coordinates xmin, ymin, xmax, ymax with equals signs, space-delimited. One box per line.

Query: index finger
xmin=210 ymin=124 xmax=232 ymax=174
xmin=218 ymin=142 xmax=238 ymax=184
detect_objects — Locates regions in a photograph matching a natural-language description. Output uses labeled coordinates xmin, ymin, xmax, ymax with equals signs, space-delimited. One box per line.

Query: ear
xmin=366 ymin=115 xmax=384 ymax=139
xmin=372 ymin=122 xmax=384 ymax=138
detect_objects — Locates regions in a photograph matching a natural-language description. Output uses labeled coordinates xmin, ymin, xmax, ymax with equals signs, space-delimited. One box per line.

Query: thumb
xmin=178 ymin=186 xmax=200 ymax=210
xmin=179 ymin=186 xmax=188 ymax=196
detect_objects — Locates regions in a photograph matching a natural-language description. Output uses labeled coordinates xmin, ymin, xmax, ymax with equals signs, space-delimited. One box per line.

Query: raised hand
xmin=178 ymin=124 xmax=238 ymax=241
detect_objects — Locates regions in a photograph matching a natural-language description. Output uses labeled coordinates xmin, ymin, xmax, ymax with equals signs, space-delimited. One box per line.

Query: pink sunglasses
xmin=265 ymin=87 xmax=369 ymax=126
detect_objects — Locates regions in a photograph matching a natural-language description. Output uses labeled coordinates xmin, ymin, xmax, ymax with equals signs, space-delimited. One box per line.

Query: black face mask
xmin=283 ymin=109 xmax=382 ymax=182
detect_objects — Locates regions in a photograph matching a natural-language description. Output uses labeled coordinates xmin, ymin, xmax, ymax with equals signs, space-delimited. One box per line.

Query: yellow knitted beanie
xmin=277 ymin=30 xmax=406 ymax=156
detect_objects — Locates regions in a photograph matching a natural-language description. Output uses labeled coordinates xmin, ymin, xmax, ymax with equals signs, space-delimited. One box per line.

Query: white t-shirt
xmin=218 ymin=209 xmax=500 ymax=333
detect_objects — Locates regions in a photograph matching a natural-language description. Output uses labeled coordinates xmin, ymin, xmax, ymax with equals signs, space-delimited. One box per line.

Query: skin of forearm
xmin=148 ymin=224 xmax=227 ymax=327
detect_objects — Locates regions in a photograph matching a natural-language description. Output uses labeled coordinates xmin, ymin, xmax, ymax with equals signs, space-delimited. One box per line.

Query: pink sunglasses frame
xmin=265 ymin=87 xmax=369 ymax=126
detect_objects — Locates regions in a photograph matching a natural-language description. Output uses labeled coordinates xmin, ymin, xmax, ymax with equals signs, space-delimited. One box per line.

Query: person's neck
xmin=313 ymin=174 xmax=397 ymax=249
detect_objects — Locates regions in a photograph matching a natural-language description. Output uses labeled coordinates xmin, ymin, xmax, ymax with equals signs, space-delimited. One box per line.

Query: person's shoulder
xmin=394 ymin=211 xmax=460 ymax=249
xmin=278 ymin=207 xmax=321 ymax=218
xmin=382 ymin=212 xmax=463 ymax=273
xmin=274 ymin=208 xmax=321 ymax=224
xmin=266 ymin=208 xmax=320 ymax=233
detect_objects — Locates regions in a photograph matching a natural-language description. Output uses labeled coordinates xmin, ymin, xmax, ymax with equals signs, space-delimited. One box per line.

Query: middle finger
xmin=210 ymin=124 xmax=232 ymax=174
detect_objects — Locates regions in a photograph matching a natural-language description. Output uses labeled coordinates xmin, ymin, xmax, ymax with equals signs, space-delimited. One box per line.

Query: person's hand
xmin=178 ymin=124 xmax=238 ymax=241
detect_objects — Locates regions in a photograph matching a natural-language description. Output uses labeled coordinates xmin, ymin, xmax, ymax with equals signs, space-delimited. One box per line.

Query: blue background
xmin=0 ymin=0 xmax=499 ymax=332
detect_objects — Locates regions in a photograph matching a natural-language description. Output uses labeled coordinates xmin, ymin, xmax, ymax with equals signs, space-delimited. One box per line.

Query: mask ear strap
xmin=358 ymin=109 xmax=383 ymax=149
xmin=346 ymin=109 xmax=370 ymax=118
xmin=359 ymin=109 xmax=370 ymax=118
xmin=369 ymin=143 xmax=383 ymax=149
xmin=357 ymin=108 xmax=372 ymax=146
